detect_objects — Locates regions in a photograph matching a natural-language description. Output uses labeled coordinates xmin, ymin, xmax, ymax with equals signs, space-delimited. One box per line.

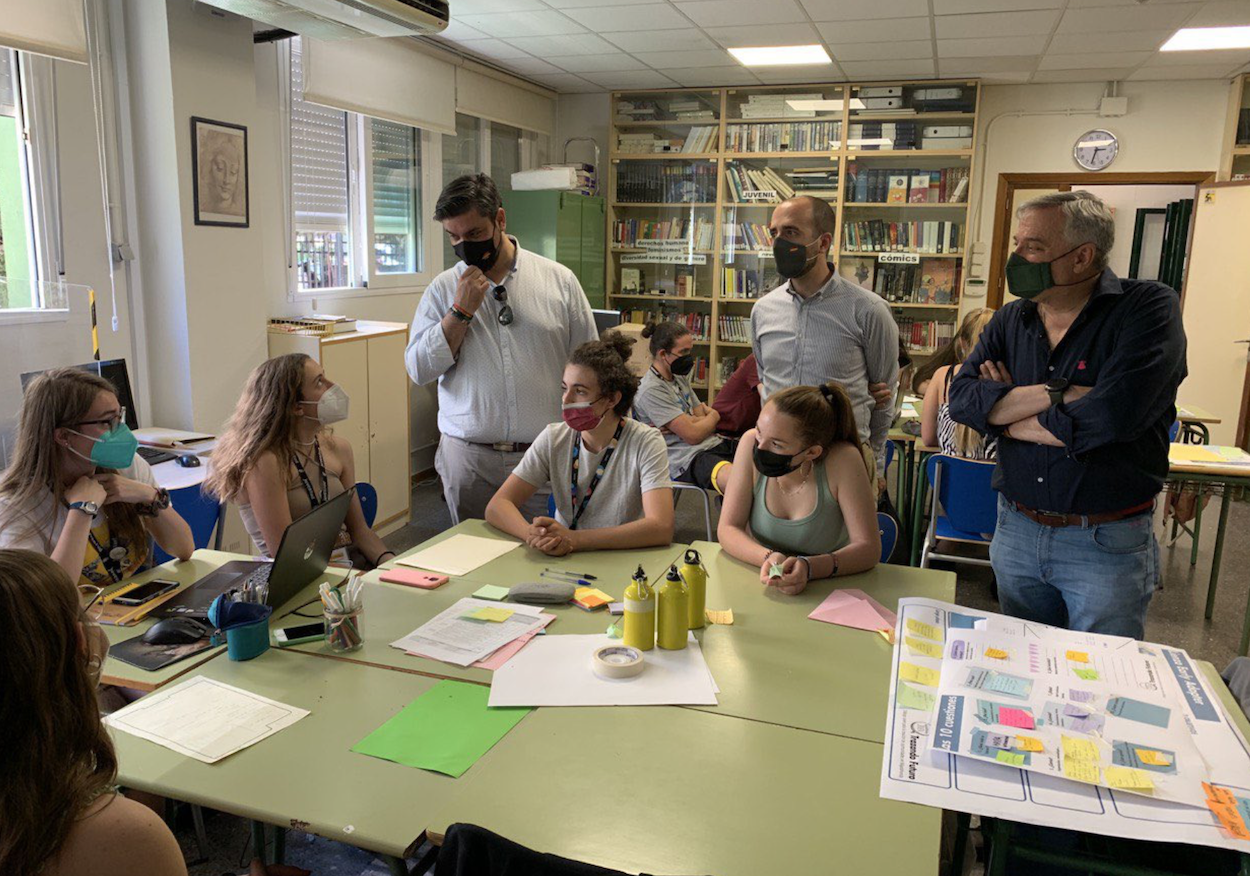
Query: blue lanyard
xmin=568 ymin=420 xmax=624 ymax=530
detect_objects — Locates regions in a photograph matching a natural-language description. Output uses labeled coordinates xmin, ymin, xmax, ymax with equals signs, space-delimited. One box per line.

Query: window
xmin=491 ymin=121 xmax=521 ymax=198
xmin=370 ymin=118 xmax=422 ymax=275
xmin=0 ymin=49 xmax=41 ymax=310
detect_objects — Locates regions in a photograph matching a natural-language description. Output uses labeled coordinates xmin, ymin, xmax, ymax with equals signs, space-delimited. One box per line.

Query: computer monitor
xmin=592 ymin=309 xmax=622 ymax=336
xmin=20 ymin=359 xmax=140 ymax=430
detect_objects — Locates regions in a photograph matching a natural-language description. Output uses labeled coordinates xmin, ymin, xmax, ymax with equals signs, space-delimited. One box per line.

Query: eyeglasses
xmin=78 ymin=583 xmax=105 ymax=621
xmin=493 ymin=286 xmax=513 ymax=326
xmin=71 ymin=407 xmax=127 ymax=431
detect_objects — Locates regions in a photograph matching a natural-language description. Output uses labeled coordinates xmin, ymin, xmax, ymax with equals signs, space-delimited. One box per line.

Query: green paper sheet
xmin=473 ymin=584 xmax=510 ymax=601
xmin=352 ymin=680 xmax=532 ymax=778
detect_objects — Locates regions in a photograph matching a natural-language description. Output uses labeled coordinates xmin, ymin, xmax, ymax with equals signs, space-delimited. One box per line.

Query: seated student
xmin=717 ymin=382 xmax=880 ymax=595
xmin=205 ymin=354 xmax=393 ymax=568
xmin=710 ymin=353 xmax=762 ymax=438
xmin=0 ymin=369 xmax=194 ymax=585
xmin=633 ymin=321 xmax=736 ymax=494
xmin=487 ymin=333 xmax=673 ymax=556
xmin=921 ymin=308 xmax=996 ymax=460
xmin=0 ymin=548 xmax=186 ymax=876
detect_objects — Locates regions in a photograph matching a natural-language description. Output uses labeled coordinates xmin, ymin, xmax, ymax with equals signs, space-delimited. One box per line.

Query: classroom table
xmin=1176 ymin=403 xmax=1222 ymax=445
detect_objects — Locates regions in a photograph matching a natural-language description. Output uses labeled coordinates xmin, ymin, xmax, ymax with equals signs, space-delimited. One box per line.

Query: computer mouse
xmin=142 ymin=617 xmax=208 ymax=646
xmin=176 ymin=454 xmax=201 ymax=468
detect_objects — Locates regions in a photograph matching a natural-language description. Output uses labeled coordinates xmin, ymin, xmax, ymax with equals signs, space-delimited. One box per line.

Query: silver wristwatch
xmin=68 ymin=500 xmax=99 ymax=517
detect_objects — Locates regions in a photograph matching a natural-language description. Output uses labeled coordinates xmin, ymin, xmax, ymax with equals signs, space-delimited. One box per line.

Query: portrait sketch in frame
xmin=191 ymin=117 xmax=249 ymax=227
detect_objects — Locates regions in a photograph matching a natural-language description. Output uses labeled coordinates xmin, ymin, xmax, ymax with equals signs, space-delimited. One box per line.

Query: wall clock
xmin=1074 ymin=129 xmax=1118 ymax=171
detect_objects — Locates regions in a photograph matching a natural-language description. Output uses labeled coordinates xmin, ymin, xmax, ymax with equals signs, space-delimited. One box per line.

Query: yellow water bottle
xmin=656 ymin=564 xmax=689 ymax=650
xmin=622 ymin=564 xmax=655 ymax=652
xmin=681 ymin=548 xmax=707 ymax=631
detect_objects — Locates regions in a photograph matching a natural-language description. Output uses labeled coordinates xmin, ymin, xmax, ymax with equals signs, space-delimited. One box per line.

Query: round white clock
xmin=1073 ymin=129 xmax=1118 ymax=171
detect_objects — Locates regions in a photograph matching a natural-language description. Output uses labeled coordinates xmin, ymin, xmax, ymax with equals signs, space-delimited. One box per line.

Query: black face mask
xmin=668 ymin=354 xmax=695 ymax=376
xmin=773 ymin=235 xmax=822 ymax=279
xmin=454 ymin=224 xmax=502 ymax=272
xmin=753 ymin=445 xmax=800 ymax=478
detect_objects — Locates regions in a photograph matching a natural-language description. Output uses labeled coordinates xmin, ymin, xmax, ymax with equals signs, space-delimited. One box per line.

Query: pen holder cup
xmin=225 ymin=614 xmax=271 ymax=661
xmin=325 ymin=606 xmax=363 ymax=653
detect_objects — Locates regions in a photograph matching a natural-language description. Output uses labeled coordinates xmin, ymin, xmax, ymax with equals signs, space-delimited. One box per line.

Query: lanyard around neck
xmin=568 ymin=419 xmax=625 ymax=530
xmin=291 ymin=439 xmax=328 ymax=507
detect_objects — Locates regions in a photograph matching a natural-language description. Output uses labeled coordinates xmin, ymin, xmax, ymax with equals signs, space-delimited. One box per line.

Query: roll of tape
xmin=592 ymin=644 xmax=645 ymax=680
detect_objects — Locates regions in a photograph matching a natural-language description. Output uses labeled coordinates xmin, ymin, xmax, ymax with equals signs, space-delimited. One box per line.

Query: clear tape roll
xmin=592 ymin=644 xmax=645 ymax=679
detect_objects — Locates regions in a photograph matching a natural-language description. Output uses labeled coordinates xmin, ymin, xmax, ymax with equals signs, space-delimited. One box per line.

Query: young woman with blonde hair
xmin=921 ymin=308 xmax=997 ymax=460
xmin=0 ymin=369 xmax=193 ymax=584
xmin=205 ymin=353 xmax=391 ymax=567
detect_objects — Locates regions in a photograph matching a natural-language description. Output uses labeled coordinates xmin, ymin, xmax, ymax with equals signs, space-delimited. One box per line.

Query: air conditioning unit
xmin=199 ymin=0 xmax=448 ymax=40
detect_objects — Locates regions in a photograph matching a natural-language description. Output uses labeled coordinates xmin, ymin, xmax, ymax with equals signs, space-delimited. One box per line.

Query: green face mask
xmin=1005 ymin=244 xmax=1087 ymax=300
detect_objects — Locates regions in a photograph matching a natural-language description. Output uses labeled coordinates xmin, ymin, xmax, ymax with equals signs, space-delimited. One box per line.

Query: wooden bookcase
xmin=1220 ymin=73 xmax=1250 ymax=181
xmin=607 ymin=81 xmax=981 ymax=401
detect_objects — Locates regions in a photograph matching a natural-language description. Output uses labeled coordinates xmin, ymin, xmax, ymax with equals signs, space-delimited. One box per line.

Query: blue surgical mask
xmin=68 ymin=423 xmax=139 ymax=470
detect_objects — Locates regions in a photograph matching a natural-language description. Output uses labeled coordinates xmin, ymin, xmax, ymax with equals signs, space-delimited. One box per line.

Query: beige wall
xmin=1069 ymin=183 xmax=1197 ymax=278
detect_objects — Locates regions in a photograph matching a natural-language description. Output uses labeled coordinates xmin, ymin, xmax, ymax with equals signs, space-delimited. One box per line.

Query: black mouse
xmin=142 ymin=617 xmax=208 ymax=646
xmin=176 ymin=454 xmax=201 ymax=468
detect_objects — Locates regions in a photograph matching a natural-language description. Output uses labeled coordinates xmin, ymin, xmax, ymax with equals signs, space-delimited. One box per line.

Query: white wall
xmin=556 ymin=92 xmax=609 ymax=172
xmin=1069 ymin=184 xmax=1196 ymax=278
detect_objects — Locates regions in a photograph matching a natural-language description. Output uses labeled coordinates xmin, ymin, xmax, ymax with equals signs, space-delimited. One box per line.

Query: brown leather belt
xmin=472 ymin=441 xmax=532 ymax=453
xmin=1011 ymin=499 xmax=1155 ymax=528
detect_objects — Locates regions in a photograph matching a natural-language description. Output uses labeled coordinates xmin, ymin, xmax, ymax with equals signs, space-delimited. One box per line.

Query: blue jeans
xmin=989 ymin=495 xmax=1160 ymax=639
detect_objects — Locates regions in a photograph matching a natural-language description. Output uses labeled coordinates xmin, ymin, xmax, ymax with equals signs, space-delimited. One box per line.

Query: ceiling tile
xmin=938 ymin=55 xmax=1039 ymax=73
xmin=752 ymin=66 xmax=847 ymax=83
xmin=934 ymin=0 xmax=1062 ymax=12
xmin=580 ymin=69 xmax=681 ymax=88
xmin=543 ymin=0 xmax=655 ymax=7
xmin=1046 ymin=30 xmax=1170 ymax=53
xmin=937 ymin=35 xmax=1047 ymax=57
xmin=525 ymin=72 xmax=603 ymax=92
xmin=1057 ymin=4 xmax=1201 ymax=33
xmin=505 ymin=33 xmax=620 ymax=54
xmin=561 ymin=3 xmax=690 ymax=31
xmin=796 ymin=0 xmax=928 ymax=18
xmin=977 ymin=71 xmax=1033 ymax=83
xmin=1037 ymin=50 xmax=1150 ymax=69
xmin=1066 ymin=0 xmax=1198 ymax=7
xmin=450 ymin=0 xmax=547 ymax=13
xmin=675 ymin=0 xmax=808 ymax=28
xmin=1030 ymin=67 xmax=1134 ymax=83
xmin=839 ymin=58 xmax=937 ymax=78
xmin=702 ymin=22 xmax=824 ymax=48
xmin=659 ymin=66 xmax=764 ymax=86
xmin=1186 ymin=1 xmax=1250 ymax=28
xmin=829 ymin=40 xmax=933 ymax=62
xmin=500 ymin=57 xmax=568 ymax=75
xmin=603 ymin=28 xmax=718 ymax=52
xmin=548 ymin=53 xmax=650 ymax=72
xmin=452 ymin=39 xmax=535 ymax=60
xmin=632 ymin=49 xmax=737 ymax=68
xmin=812 ymin=17 xmax=931 ymax=42
xmin=439 ymin=20 xmax=490 ymax=41
xmin=1148 ymin=48 xmax=1250 ymax=67
xmin=1128 ymin=63 xmax=1246 ymax=80
xmin=935 ymin=9 xmax=1061 ymax=39
xmin=457 ymin=11 xmax=586 ymax=38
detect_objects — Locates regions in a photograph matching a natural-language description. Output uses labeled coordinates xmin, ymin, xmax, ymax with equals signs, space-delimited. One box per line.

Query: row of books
xmin=618 ymin=266 xmax=700 ymax=297
xmin=612 ymin=218 xmax=715 ymax=249
xmin=725 ymin=164 xmax=793 ymax=201
xmin=724 ymin=222 xmax=773 ymax=251
xmin=839 ymin=259 xmax=960 ymax=305
xmin=722 ymin=265 xmax=779 ymax=299
xmin=687 ymin=357 xmax=711 ymax=385
xmin=719 ymin=314 xmax=751 ymax=344
xmin=848 ymin=121 xmax=918 ymax=151
xmin=724 ymin=121 xmax=841 ymax=153
xmin=789 ymin=167 xmax=839 ymax=199
xmin=897 ymin=318 xmax=956 ymax=352
xmin=617 ymin=127 xmax=719 ymax=154
xmin=615 ymin=99 xmax=717 ymax=123
xmin=845 ymin=165 xmax=969 ymax=203
xmin=615 ymin=163 xmax=718 ymax=203
xmin=842 ymin=219 xmax=963 ymax=254
xmin=717 ymin=356 xmax=742 ymax=385
xmin=733 ymin=93 xmax=824 ymax=120
xmin=620 ymin=308 xmax=712 ymax=341
xmin=850 ymin=85 xmax=975 ymax=114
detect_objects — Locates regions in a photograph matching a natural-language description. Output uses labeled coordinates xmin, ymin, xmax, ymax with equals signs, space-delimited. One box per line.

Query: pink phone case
xmin=380 ymin=568 xmax=449 ymax=589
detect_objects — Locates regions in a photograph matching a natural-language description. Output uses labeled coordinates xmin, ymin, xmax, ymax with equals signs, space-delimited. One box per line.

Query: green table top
xmin=687 ymin=541 xmax=955 ymax=743
xmin=426 ymin=705 xmax=939 ymax=876
xmin=110 ymin=648 xmax=452 ymax=859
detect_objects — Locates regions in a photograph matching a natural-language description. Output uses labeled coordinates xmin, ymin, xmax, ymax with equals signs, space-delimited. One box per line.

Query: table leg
xmin=986 ymin=819 xmax=1009 ymax=876
xmin=910 ymin=454 xmax=929 ymax=567
xmin=950 ymin=811 xmax=970 ymax=876
xmin=1190 ymin=492 xmax=1204 ymax=568
xmin=385 ymin=856 xmax=409 ymax=876
xmin=1206 ymin=486 xmax=1231 ymax=623
xmin=251 ymin=820 xmax=268 ymax=866
xmin=273 ymin=826 xmax=286 ymax=865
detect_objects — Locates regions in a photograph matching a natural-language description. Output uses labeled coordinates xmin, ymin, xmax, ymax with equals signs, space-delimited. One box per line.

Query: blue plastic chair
xmin=877 ymin=512 xmax=898 ymax=563
xmin=1169 ymin=420 xmax=1180 ymax=442
xmin=356 ymin=481 xmax=378 ymax=528
xmin=884 ymin=439 xmax=895 ymax=473
xmin=919 ymin=454 xmax=997 ymax=571
xmin=152 ymin=485 xmax=224 ymax=564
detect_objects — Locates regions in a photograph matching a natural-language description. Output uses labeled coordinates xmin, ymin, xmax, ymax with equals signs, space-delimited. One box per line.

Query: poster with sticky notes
xmin=899 ymin=662 xmax=941 ymax=688
xmin=905 ymin=636 xmax=944 ymax=659
xmin=906 ymin=618 xmax=944 ymax=642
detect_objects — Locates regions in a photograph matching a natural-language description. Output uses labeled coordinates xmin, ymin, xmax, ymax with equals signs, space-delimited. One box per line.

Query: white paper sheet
xmin=390 ymin=598 xmax=548 ymax=667
xmin=103 ymin=676 xmax=309 ymax=764
xmin=488 ymin=632 xmax=719 ymax=707
xmin=880 ymin=598 xmax=1250 ymax=853
xmin=394 ymin=534 xmax=521 ymax=576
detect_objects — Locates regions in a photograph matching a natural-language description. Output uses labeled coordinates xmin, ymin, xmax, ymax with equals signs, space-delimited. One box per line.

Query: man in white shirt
xmin=406 ymin=174 xmax=599 ymax=524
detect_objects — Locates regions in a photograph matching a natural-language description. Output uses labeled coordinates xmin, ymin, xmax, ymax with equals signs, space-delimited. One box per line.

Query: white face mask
xmin=300 ymin=384 xmax=350 ymax=425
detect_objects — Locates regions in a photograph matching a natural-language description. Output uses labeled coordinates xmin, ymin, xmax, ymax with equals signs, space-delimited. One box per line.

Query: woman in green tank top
xmin=717 ymin=382 xmax=881 ymax=595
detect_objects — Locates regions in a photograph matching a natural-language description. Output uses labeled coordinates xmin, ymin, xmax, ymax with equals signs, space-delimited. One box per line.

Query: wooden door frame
xmin=986 ymin=171 xmax=1215 ymax=308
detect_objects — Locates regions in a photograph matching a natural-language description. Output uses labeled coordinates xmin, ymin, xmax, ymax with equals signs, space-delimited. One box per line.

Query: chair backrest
xmin=884 ymin=439 xmax=895 ymax=473
xmin=1168 ymin=420 xmax=1180 ymax=442
xmin=356 ymin=481 xmax=379 ymax=528
xmin=925 ymin=454 xmax=998 ymax=536
xmin=877 ymin=512 xmax=898 ymax=563
xmin=152 ymin=485 xmax=223 ymax=564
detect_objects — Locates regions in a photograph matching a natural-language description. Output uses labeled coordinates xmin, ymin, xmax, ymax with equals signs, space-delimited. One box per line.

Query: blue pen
xmin=540 ymin=571 xmax=592 ymax=588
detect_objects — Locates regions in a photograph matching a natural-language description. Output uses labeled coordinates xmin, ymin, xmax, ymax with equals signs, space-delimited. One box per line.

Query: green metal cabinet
xmin=505 ymin=190 xmax=606 ymax=307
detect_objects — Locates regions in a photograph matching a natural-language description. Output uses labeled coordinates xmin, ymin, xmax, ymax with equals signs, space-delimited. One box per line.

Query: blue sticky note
xmin=1107 ymin=696 xmax=1172 ymax=729
xmin=948 ymin=612 xmax=983 ymax=629
xmin=985 ymin=671 xmax=1034 ymax=700
xmin=976 ymin=699 xmax=999 ymax=724
xmin=969 ymin=729 xmax=996 ymax=757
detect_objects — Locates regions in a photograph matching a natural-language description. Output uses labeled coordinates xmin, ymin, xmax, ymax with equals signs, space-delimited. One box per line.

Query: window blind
xmin=0 ymin=51 xmax=15 ymax=117
xmin=291 ymin=41 xmax=349 ymax=234
xmin=371 ymin=119 xmax=417 ymax=237
xmin=456 ymin=67 xmax=555 ymax=136
xmin=0 ymin=0 xmax=87 ymax=64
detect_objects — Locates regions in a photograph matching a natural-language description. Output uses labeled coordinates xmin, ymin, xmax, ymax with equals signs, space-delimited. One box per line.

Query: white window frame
xmin=362 ymin=118 xmax=441 ymax=293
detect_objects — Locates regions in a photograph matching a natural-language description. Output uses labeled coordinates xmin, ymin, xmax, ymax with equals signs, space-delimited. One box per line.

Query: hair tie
xmin=819 ymin=385 xmax=835 ymax=406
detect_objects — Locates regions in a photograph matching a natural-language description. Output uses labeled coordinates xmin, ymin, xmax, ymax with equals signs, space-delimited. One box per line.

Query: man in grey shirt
xmin=751 ymin=196 xmax=899 ymax=481
xmin=406 ymin=174 xmax=598 ymax=523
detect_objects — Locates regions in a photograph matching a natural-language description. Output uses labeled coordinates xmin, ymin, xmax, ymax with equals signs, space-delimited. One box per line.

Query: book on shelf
xmin=845 ymin=164 xmax=969 ymax=204
xmin=675 ymin=266 xmax=697 ymax=298
xmin=897 ymin=317 xmax=956 ymax=351
xmin=718 ymin=314 xmax=752 ymax=344
xmin=722 ymin=263 xmax=780 ymax=299
xmin=612 ymin=217 xmax=715 ymax=249
xmin=723 ymin=221 xmax=773 ymax=251
xmin=736 ymin=93 xmax=823 ymax=119
xmin=841 ymin=219 xmax=963 ymax=254
xmin=857 ymin=257 xmax=961 ymax=305
xmin=615 ymin=163 xmax=717 ymax=203
xmin=717 ymin=356 xmax=742 ymax=385
xmin=838 ymin=259 xmax=875 ymax=292
xmin=886 ymin=174 xmax=909 ymax=203
xmin=725 ymin=120 xmax=841 ymax=153
xmin=620 ymin=268 xmax=642 ymax=293
xmin=848 ymin=121 xmax=919 ymax=150
xmin=620 ymin=307 xmax=711 ymax=341
xmin=858 ymin=86 xmax=902 ymax=98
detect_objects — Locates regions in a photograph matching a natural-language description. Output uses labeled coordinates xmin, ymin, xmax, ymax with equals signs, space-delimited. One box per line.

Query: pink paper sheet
xmin=407 ymin=613 xmax=556 ymax=671
xmin=808 ymin=588 xmax=897 ymax=633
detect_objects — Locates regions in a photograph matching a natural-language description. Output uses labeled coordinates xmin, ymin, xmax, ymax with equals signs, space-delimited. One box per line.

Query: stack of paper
xmin=390 ymin=598 xmax=549 ymax=667
xmin=394 ymin=534 xmax=520 ymax=577
xmin=808 ymin=588 xmax=897 ymax=633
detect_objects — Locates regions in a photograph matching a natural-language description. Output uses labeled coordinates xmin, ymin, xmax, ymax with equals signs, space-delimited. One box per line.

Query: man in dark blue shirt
xmin=949 ymin=191 xmax=1187 ymax=639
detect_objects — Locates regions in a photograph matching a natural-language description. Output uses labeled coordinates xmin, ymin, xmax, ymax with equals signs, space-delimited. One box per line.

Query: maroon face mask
xmin=562 ymin=399 xmax=604 ymax=432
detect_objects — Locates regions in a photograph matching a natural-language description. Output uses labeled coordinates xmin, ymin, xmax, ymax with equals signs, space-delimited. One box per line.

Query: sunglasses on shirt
xmin=493 ymin=286 xmax=513 ymax=326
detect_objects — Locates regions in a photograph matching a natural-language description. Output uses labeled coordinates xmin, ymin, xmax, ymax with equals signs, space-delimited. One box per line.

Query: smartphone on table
xmin=274 ymin=621 xmax=328 ymax=646
xmin=110 ymin=578 xmax=180 ymax=607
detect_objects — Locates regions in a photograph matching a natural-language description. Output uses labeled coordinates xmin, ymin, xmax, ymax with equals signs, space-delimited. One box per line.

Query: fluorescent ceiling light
xmin=786 ymin=98 xmax=866 ymax=111
xmin=729 ymin=45 xmax=832 ymax=67
xmin=1161 ymin=26 xmax=1250 ymax=51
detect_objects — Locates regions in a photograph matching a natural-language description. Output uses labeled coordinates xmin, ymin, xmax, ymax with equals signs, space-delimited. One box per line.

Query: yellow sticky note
xmin=1066 ymin=650 xmax=1090 ymax=664
xmin=905 ymin=636 xmax=944 ymax=659
xmin=984 ymin=647 xmax=1009 ymax=660
xmin=1061 ymin=736 xmax=1099 ymax=762
xmin=1063 ymin=758 xmax=1101 ymax=785
xmin=906 ymin=618 xmax=944 ymax=642
xmin=899 ymin=661 xmax=941 ymax=688
xmin=1105 ymin=766 xmax=1154 ymax=791
xmin=1136 ymin=748 xmax=1171 ymax=767
xmin=705 ymin=609 xmax=734 ymax=625
xmin=466 ymin=607 xmax=513 ymax=622
xmin=1016 ymin=735 xmax=1044 ymax=752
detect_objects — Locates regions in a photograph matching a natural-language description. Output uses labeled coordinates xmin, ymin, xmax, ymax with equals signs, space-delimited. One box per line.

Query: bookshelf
xmin=608 ymin=81 xmax=980 ymax=400
xmin=1221 ymin=73 xmax=1250 ymax=181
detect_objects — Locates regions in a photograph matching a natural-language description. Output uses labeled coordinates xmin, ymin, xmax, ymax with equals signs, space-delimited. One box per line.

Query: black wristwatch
xmin=1046 ymin=378 xmax=1069 ymax=407
xmin=139 ymin=487 xmax=172 ymax=518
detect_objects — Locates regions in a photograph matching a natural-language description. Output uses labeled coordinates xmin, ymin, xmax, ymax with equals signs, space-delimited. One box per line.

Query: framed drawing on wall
xmin=191 ymin=117 xmax=249 ymax=227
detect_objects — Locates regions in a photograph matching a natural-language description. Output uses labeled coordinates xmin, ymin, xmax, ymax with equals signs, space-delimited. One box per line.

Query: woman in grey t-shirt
xmin=486 ymin=334 xmax=673 ymax=557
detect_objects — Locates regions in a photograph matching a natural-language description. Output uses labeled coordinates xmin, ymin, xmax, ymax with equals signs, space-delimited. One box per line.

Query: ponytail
xmin=639 ymin=320 xmax=690 ymax=357
xmin=569 ymin=332 xmax=640 ymax=415
xmin=768 ymin=382 xmax=859 ymax=460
